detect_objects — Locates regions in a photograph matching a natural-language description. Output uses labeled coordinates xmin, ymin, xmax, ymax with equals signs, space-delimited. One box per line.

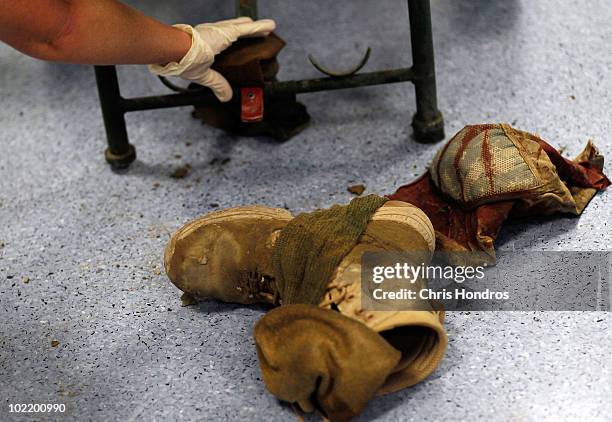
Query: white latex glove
xmin=149 ymin=17 xmax=276 ymax=102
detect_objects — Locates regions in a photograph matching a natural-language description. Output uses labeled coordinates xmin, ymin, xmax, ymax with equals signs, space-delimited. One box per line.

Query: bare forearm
xmin=0 ymin=0 xmax=191 ymax=65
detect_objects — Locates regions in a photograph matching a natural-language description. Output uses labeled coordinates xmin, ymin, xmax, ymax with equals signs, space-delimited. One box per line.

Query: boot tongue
xmin=272 ymin=194 xmax=388 ymax=305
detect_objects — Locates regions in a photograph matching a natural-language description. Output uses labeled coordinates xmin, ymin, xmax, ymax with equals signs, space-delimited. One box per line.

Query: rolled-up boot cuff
xmin=376 ymin=310 xmax=448 ymax=394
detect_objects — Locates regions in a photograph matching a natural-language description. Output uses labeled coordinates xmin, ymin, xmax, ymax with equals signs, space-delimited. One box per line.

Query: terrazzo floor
xmin=0 ymin=0 xmax=610 ymax=420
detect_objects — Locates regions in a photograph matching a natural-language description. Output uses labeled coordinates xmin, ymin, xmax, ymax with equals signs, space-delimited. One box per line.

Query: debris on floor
xmin=347 ymin=184 xmax=366 ymax=196
xmin=57 ymin=384 xmax=81 ymax=397
xmin=170 ymin=164 xmax=191 ymax=179
xmin=180 ymin=293 xmax=197 ymax=307
xmin=209 ymin=157 xmax=231 ymax=166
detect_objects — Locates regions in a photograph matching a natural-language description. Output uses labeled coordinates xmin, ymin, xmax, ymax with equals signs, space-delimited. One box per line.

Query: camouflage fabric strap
xmin=272 ymin=194 xmax=388 ymax=305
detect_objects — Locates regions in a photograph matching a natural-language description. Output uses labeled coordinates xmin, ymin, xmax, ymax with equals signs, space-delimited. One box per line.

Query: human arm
xmin=0 ymin=0 xmax=192 ymax=64
xmin=0 ymin=0 xmax=276 ymax=101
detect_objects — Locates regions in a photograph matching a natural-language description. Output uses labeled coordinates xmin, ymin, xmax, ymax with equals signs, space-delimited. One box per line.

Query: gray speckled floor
xmin=1 ymin=0 xmax=610 ymax=421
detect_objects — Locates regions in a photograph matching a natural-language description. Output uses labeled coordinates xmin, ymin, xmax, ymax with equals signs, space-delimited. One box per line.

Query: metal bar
xmin=267 ymin=68 xmax=416 ymax=95
xmin=122 ymin=90 xmax=218 ymax=113
xmin=407 ymin=0 xmax=444 ymax=142
xmin=123 ymin=67 xmax=417 ymax=113
xmin=94 ymin=66 xmax=136 ymax=168
xmin=237 ymin=0 xmax=258 ymax=18
xmin=94 ymin=66 xmax=130 ymax=153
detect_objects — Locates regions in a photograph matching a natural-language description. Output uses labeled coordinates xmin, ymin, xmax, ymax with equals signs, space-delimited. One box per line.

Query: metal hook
xmin=158 ymin=76 xmax=204 ymax=93
xmin=308 ymin=47 xmax=372 ymax=78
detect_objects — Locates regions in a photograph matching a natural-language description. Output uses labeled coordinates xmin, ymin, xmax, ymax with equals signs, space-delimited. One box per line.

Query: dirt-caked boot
xmin=254 ymin=198 xmax=447 ymax=420
xmin=164 ymin=205 xmax=292 ymax=304
xmin=164 ymin=195 xmax=447 ymax=421
xmin=165 ymin=196 xmax=430 ymax=307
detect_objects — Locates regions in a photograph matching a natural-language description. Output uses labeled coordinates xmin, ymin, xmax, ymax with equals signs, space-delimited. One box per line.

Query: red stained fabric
xmin=532 ymin=135 xmax=610 ymax=189
xmin=388 ymin=174 xmax=513 ymax=261
xmin=388 ymin=140 xmax=609 ymax=262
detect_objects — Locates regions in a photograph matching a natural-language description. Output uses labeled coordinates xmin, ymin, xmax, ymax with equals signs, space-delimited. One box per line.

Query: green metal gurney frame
xmin=93 ymin=0 xmax=444 ymax=169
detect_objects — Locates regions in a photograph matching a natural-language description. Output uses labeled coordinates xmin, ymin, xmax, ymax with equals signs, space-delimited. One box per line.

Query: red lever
xmin=240 ymin=87 xmax=264 ymax=123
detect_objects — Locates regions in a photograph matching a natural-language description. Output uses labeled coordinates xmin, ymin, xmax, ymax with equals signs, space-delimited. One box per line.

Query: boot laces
xmin=238 ymin=269 xmax=279 ymax=304
xmin=320 ymin=281 xmax=375 ymax=321
xmin=320 ymin=282 xmax=348 ymax=308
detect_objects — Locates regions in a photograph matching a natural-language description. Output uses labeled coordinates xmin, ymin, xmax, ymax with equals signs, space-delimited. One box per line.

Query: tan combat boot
xmin=164 ymin=199 xmax=447 ymax=421
xmin=164 ymin=205 xmax=292 ymax=304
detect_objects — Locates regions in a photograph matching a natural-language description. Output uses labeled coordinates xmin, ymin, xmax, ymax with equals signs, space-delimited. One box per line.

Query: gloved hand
xmin=149 ymin=17 xmax=275 ymax=102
